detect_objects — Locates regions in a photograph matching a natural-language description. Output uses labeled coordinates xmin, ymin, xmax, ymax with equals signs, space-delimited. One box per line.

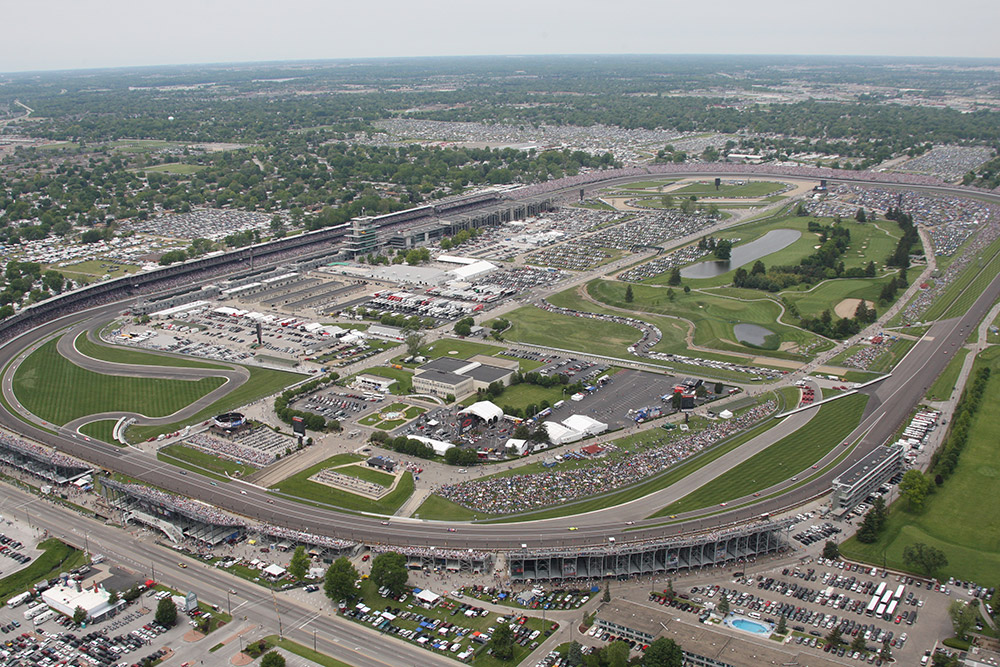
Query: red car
xmin=361 ymin=554 xmax=370 ymax=562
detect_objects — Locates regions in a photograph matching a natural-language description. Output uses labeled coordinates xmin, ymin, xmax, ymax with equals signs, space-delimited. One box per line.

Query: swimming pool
xmin=728 ymin=618 xmax=771 ymax=635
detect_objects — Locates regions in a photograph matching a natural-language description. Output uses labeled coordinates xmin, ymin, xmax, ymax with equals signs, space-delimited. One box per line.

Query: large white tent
xmin=562 ymin=414 xmax=608 ymax=436
xmin=542 ymin=421 xmax=583 ymax=445
xmin=459 ymin=401 xmax=504 ymax=424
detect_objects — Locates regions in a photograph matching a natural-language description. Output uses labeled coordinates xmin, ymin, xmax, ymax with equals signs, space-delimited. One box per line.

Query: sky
xmin=3 ymin=0 xmax=999 ymax=73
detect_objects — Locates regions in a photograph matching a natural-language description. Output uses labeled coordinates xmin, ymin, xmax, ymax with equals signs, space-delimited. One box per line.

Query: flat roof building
xmin=831 ymin=444 xmax=904 ymax=511
xmin=412 ymin=369 xmax=474 ymax=398
xmin=41 ymin=584 xmax=126 ymax=623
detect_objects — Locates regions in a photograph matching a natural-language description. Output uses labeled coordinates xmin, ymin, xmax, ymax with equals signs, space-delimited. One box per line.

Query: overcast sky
xmin=3 ymin=0 xmax=998 ymax=73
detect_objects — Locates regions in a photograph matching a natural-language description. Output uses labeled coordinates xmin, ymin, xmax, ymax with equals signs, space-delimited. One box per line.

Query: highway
xmin=0 ymin=483 xmax=456 ymax=667
xmin=0 ymin=172 xmax=997 ymax=553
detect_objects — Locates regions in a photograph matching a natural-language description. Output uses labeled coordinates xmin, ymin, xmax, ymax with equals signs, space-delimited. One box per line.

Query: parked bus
xmin=33 ymin=610 xmax=55 ymax=625
xmin=23 ymin=603 xmax=46 ymax=620
xmin=875 ymin=602 xmax=886 ymax=618
xmin=893 ymin=584 xmax=905 ymax=601
xmin=865 ymin=597 xmax=879 ymax=616
xmin=884 ymin=599 xmax=898 ymax=621
xmin=874 ymin=582 xmax=887 ymax=598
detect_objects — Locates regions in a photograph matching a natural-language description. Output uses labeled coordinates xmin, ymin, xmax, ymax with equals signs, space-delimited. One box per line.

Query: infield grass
xmin=655 ymin=393 xmax=869 ymax=516
xmin=270 ymin=455 xmax=413 ymax=514
xmin=158 ymin=443 xmax=258 ymax=478
xmin=75 ymin=332 xmax=226 ymax=369
xmin=926 ymin=348 xmax=969 ymax=401
xmin=13 ymin=338 xmax=225 ymax=425
xmin=78 ymin=419 xmax=120 ymax=445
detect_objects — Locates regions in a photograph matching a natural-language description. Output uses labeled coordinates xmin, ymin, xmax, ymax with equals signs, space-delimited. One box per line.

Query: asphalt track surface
xmin=1 ymin=173 xmax=998 ymax=553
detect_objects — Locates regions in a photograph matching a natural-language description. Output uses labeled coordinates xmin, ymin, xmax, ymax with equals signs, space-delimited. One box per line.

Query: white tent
xmin=562 ymin=414 xmax=608 ymax=436
xmin=505 ymin=438 xmax=530 ymax=456
xmin=459 ymin=401 xmax=504 ymax=424
xmin=408 ymin=435 xmax=455 ymax=456
xmin=542 ymin=421 xmax=583 ymax=445
xmin=719 ymin=409 xmax=733 ymax=419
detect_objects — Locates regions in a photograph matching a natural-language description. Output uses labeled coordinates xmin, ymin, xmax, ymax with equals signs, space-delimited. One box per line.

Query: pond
xmin=681 ymin=228 xmax=802 ymax=279
xmin=734 ymin=323 xmax=775 ymax=347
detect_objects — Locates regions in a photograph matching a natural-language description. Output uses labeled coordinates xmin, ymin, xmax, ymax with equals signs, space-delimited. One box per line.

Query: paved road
xmin=0 ymin=174 xmax=996 ymax=553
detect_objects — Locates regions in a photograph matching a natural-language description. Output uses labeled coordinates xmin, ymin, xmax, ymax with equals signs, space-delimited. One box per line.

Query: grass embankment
xmin=269 ymin=455 xmax=413 ymax=514
xmin=655 ymin=393 xmax=869 ymax=516
xmin=262 ymin=636 xmax=353 ymax=667
xmin=76 ymin=331 xmax=227 ymax=369
xmin=926 ymin=349 xmax=969 ymax=401
xmin=0 ymin=539 xmax=86 ymax=605
xmin=840 ymin=347 xmax=1000 ymax=586
xmin=157 ymin=444 xmax=259 ymax=478
xmin=13 ymin=338 xmax=225 ymax=425
xmin=78 ymin=420 xmax=120 ymax=445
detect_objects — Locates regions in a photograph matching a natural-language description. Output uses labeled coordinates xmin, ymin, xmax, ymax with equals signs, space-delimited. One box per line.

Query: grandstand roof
xmin=459 ymin=401 xmax=504 ymax=423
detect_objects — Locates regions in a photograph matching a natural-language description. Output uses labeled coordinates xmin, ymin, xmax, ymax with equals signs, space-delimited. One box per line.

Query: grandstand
xmin=0 ymin=433 xmax=91 ymax=484
xmin=370 ymin=545 xmax=493 ymax=574
xmin=508 ymin=519 xmax=792 ymax=582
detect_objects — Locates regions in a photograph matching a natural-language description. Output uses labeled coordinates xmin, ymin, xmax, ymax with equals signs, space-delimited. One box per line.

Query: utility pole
xmin=270 ymin=590 xmax=283 ymax=639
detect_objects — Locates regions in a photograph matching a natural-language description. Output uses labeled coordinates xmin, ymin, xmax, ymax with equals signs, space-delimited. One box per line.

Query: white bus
xmin=884 ymin=599 xmax=898 ymax=621
xmin=880 ymin=590 xmax=894 ymax=606
xmin=865 ymin=597 xmax=879 ymax=616
xmin=893 ymin=584 xmax=905 ymax=601
xmin=874 ymin=582 xmax=887 ymax=599
xmin=875 ymin=602 xmax=886 ymax=618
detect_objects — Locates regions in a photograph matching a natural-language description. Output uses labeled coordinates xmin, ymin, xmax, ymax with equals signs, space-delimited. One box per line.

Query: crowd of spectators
xmin=0 ymin=429 xmax=89 ymax=473
xmin=184 ymin=430 xmax=280 ymax=468
xmin=370 ymin=544 xmax=491 ymax=564
xmin=436 ymin=400 xmax=776 ymax=514
xmin=120 ymin=209 xmax=273 ymax=241
xmin=840 ymin=337 xmax=896 ymax=370
xmin=255 ymin=524 xmax=355 ymax=551
xmin=109 ymin=480 xmax=244 ymax=527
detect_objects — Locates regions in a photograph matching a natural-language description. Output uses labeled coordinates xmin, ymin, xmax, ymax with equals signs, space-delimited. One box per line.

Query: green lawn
xmin=158 ymin=443 xmax=258 ymax=477
xmin=503 ymin=305 xmax=640 ymax=360
xmin=420 ymin=339 xmax=504 ymax=360
xmin=668 ymin=180 xmax=786 ymax=198
xmin=495 ymin=352 xmax=546 ymax=372
xmin=13 ymin=337 xmax=225 ymax=425
xmin=482 ymin=383 xmax=566 ymax=412
xmin=0 ymin=539 xmax=86 ymax=605
xmin=782 ymin=276 xmax=898 ymax=319
xmin=412 ymin=494 xmax=479 ymax=521
xmin=127 ymin=365 xmax=304 ymax=442
xmin=269 ymin=455 xmax=413 ymax=514
xmin=353 ymin=367 xmax=413 ymax=394
xmin=586 ymin=279 xmax=824 ymax=360
xmin=76 ymin=332 xmax=226 ymax=369
xmin=336 ymin=464 xmax=395 ymax=487
xmin=78 ymin=419 xmax=120 ymax=445
xmin=57 ymin=260 xmax=141 ymax=279
xmin=840 ymin=351 xmax=1000 ymax=586
xmin=914 ymin=235 xmax=1000 ymax=324
xmin=926 ymin=348 xmax=969 ymax=401
xmin=263 ymin=636 xmax=353 ymax=667
xmin=655 ymin=393 xmax=869 ymax=516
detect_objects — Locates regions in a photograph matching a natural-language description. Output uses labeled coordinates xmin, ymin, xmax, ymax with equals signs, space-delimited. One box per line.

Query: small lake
xmin=734 ymin=323 xmax=775 ymax=347
xmin=681 ymin=228 xmax=802 ymax=279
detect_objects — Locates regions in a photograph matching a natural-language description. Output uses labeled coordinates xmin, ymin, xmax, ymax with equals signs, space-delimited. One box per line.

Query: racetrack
xmin=0 ymin=170 xmax=996 ymax=553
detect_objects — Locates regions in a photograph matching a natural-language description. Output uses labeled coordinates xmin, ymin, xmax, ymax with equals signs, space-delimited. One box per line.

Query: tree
xmin=822 ymin=541 xmax=840 ymax=560
xmin=713 ymin=382 xmax=723 ymax=394
xmin=454 ymin=317 xmax=474 ymax=336
xmin=324 ymin=557 xmax=359 ymax=601
xmin=825 ymin=626 xmax=843 ymax=647
xmin=566 ymin=640 xmax=584 ymax=667
xmin=604 ymin=640 xmax=630 ymax=667
xmin=288 ymin=546 xmax=310 ymax=581
xmin=949 ymin=600 xmax=978 ymax=639
xmin=899 ymin=469 xmax=932 ymax=510
xmin=624 ymin=284 xmax=634 ymax=303
xmin=107 ymin=589 xmax=119 ymax=603
xmin=902 ymin=542 xmax=948 ymax=577
xmin=370 ymin=551 xmax=408 ymax=597
xmin=73 ymin=606 xmax=87 ymax=625
xmin=155 ymin=597 xmax=177 ymax=627
xmin=713 ymin=239 xmax=732 ymax=260
xmin=490 ymin=623 xmax=515 ymax=661
xmin=879 ymin=639 xmax=892 ymax=662
xmin=261 ymin=652 xmax=286 ymax=667
xmin=603 ymin=584 xmax=611 ymax=602
xmin=850 ymin=633 xmax=867 ymax=653
xmin=717 ymin=596 xmax=730 ymax=616
xmin=668 ymin=268 xmax=681 ymax=286
xmin=642 ymin=637 xmax=683 ymax=667
xmin=776 ymin=614 xmax=787 ymax=635
xmin=405 ymin=331 xmax=424 ymax=358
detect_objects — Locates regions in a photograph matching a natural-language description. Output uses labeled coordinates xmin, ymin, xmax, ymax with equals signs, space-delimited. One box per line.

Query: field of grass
xmin=487 ymin=383 xmax=566 ymax=412
xmin=78 ymin=419 xmax=119 ymax=445
xmin=867 ymin=338 xmax=916 ymax=374
xmin=668 ymin=180 xmax=785 ymax=198
xmin=140 ymin=163 xmax=205 ymax=175
xmin=127 ymin=365 xmax=304 ymax=442
xmin=337 ymin=464 xmax=395 ymax=487
xmin=502 ymin=305 xmax=640 ymax=360
xmin=56 ymin=260 xmax=140 ymax=279
xmin=840 ymin=348 xmax=1000 ymax=586
xmin=158 ymin=443 xmax=258 ymax=478
xmin=926 ymin=348 xmax=969 ymax=401
xmin=110 ymin=139 xmax=180 ymax=153
xmin=916 ymin=236 xmax=1000 ymax=323
xmin=270 ymin=455 xmax=413 ymax=514
xmin=76 ymin=332 xmax=225 ymax=369
xmin=13 ymin=338 xmax=225 ymax=425
xmin=655 ymin=393 xmax=869 ymax=516
xmin=782 ymin=276 xmax=896 ymax=319
xmin=586 ymin=279 xmax=824 ymax=360
xmin=420 ymin=339 xmax=504 ymax=360
xmin=412 ymin=494 xmax=478 ymax=521
xmin=0 ymin=539 xmax=86 ymax=605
